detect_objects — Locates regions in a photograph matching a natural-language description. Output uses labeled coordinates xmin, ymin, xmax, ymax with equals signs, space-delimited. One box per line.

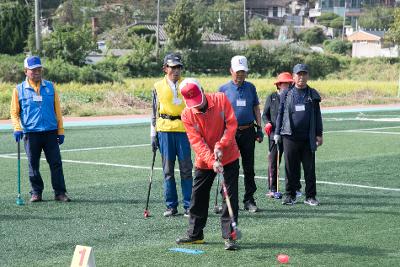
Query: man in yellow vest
xmin=151 ymin=53 xmax=193 ymax=217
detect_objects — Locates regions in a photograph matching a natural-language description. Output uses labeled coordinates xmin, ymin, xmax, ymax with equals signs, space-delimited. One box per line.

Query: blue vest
xmin=17 ymin=80 xmax=58 ymax=133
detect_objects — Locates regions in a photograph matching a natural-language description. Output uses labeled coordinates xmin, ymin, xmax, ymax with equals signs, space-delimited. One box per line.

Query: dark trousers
xmin=267 ymin=137 xmax=283 ymax=192
xmin=24 ymin=130 xmax=66 ymax=196
xmin=282 ymin=137 xmax=316 ymax=199
xmin=236 ymin=127 xmax=256 ymax=203
xmin=268 ymin=137 xmax=301 ymax=192
xmin=187 ymin=159 xmax=239 ymax=239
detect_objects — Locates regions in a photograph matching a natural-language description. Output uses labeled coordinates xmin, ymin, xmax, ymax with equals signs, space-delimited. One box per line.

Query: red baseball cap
xmin=179 ymin=78 xmax=204 ymax=108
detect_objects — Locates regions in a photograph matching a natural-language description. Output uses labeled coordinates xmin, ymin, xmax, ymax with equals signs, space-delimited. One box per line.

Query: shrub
xmin=298 ymin=27 xmax=326 ymax=45
xmin=304 ymin=53 xmax=341 ymax=79
xmin=44 ymin=58 xmax=80 ymax=83
xmin=45 ymin=58 xmax=115 ymax=84
xmin=182 ymin=45 xmax=236 ymax=75
xmin=116 ymin=37 xmax=160 ymax=77
xmin=323 ymin=39 xmax=352 ymax=55
xmin=77 ymin=66 xmax=115 ymax=84
xmin=247 ymin=18 xmax=276 ymax=40
xmin=0 ymin=54 xmax=25 ymax=83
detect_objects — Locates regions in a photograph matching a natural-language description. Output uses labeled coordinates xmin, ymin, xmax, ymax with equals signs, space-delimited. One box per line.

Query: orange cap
xmin=274 ymin=72 xmax=293 ymax=85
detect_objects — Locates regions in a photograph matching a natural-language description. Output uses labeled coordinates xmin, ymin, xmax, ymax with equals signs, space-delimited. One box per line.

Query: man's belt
xmin=237 ymin=123 xmax=254 ymax=131
xmin=160 ymin=114 xmax=181 ymax=120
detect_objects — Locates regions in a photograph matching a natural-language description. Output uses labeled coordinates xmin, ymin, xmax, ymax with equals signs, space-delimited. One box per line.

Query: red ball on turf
xmin=277 ymin=254 xmax=289 ymax=264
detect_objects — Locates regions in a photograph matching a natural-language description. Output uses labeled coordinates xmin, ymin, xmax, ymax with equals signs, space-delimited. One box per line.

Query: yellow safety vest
xmin=155 ymin=77 xmax=186 ymax=132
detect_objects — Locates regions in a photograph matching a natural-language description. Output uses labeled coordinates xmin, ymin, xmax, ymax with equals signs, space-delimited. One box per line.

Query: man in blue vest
xmin=151 ymin=53 xmax=193 ymax=217
xmin=219 ymin=55 xmax=264 ymax=213
xmin=10 ymin=56 xmax=70 ymax=203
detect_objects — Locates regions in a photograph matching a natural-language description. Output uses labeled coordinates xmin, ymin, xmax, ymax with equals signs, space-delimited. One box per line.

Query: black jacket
xmin=262 ymin=91 xmax=280 ymax=131
xmin=275 ymin=85 xmax=323 ymax=152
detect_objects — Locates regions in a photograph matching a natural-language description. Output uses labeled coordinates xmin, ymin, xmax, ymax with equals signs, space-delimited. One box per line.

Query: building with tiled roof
xmin=347 ymin=30 xmax=398 ymax=58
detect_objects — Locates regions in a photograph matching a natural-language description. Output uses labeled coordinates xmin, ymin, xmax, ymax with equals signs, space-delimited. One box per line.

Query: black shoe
xmin=282 ymin=196 xmax=296 ymax=205
xmin=224 ymin=239 xmax=238 ymax=250
xmin=176 ymin=236 xmax=205 ymax=245
xmin=163 ymin=208 xmax=178 ymax=217
xmin=54 ymin=194 xmax=71 ymax=202
xmin=244 ymin=201 xmax=258 ymax=212
xmin=213 ymin=205 xmax=223 ymax=214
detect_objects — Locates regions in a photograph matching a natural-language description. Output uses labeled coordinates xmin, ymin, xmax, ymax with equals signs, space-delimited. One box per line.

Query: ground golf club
xmin=16 ymin=140 xmax=24 ymax=206
xmin=219 ymin=172 xmax=241 ymax=240
xmin=213 ymin=174 xmax=222 ymax=214
xmin=274 ymin=143 xmax=282 ymax=199
xmin=143 ymin=151 xmax=156 ymax=218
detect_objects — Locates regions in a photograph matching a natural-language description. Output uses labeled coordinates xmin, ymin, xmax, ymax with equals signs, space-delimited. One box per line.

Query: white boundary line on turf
xmin=325 ymin=126 xmax=400 ymax=134
xmin=0 ymin=144 xmax=149 ymax=156
xmin=347 ymin=130 xmax=400 ymax=135
xmin=1 ymin=153 xmax=398 ymax=192
xmin=60 ymin=144 xmax=149 ymax=153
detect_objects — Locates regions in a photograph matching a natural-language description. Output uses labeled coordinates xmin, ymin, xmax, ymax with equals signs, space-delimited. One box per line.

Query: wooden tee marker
xmin=70 ymin=245 xmax=96 ymax=267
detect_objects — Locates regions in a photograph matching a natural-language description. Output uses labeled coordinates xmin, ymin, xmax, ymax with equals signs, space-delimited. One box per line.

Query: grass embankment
xmin=0 ymin=77 xmax=398 ymax=119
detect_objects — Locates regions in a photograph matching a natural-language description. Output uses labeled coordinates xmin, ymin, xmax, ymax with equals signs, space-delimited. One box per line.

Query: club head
xmin=213 ymin=205 xmax=222 ymax=214
xmin=143 ymin=210 xmax=150 ymax=218
xmin=230 ymin=228 xmax=242 ymax=240
xmin=274 ymin=192 xmax=283 ymax=199
xmin=16 ymin=197 xmax=24 ymax=206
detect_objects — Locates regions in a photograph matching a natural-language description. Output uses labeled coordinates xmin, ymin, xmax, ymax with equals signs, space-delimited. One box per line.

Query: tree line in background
xmin=0 ymin=0 xmax=400 ymax=84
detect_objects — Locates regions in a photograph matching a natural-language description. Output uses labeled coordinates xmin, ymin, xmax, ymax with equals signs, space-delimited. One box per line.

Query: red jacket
xmin=181 ymin=93 xmax=240 ymax=169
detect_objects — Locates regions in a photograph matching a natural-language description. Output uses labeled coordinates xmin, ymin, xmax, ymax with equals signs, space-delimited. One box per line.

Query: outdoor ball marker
xmin=70 ymin=245 xmax=96 ymax=267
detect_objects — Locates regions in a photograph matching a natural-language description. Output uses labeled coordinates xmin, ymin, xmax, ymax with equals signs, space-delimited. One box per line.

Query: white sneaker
xmin=304 ymin=198 xmax=319 ymax=206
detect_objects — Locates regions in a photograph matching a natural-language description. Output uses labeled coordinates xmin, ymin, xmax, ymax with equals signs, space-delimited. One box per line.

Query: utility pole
xmin=35 ymin=0 xmax=41 ymax=52
xmin=156 ymin=0 xmax=160 ymax=58
xmin=243 ymin=0 xmax=247 ymax=36
xmin=341 ymin=1 xmax=346 ymax=41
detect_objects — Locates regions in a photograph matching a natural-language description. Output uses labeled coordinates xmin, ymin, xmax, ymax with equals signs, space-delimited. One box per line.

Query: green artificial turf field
xmin=1 ymin=110 xmax=399 ymax=266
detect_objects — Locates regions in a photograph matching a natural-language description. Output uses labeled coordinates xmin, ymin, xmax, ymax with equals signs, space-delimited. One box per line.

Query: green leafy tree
xmin=387 ymin=8 xmax=400 ymax=45
xmin=116 ymin=35 xmax=159 ymax=77
xmin=198 ymin=0 xmax=244 ymax=40
xmin=359 ymin=7 xmax=394 ymax=30
xmin=298 ymin=27 xmax=326 ymax=45
xmin=164 ymin=0 xmax=202 ymax=49
xmin=42 ymin=25 xmax=97 ymax=66
xmin=323 ymin=39 xmax=352 ymax=55
xmin=0 ymin=1 xmax=30 ymax=54
xmin=318 ymin=13 xmax=340 ymax=28
xmin=247 ymin=18 xmax=275 ymax=40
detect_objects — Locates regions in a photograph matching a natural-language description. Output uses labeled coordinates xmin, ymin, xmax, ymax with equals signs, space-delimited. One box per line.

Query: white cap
xmin=231 ymin=55 xmax=248 ymax=73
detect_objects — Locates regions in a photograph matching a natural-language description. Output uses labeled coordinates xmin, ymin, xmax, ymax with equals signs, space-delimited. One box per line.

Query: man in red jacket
xmin=175 ymin=78 xmax=240 ymax=250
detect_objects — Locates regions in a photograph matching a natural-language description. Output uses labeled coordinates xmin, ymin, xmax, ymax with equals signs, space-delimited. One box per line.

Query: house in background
xmin=246 ymin=0 xmax=305 ymax=25
xmin=347 ymin=30 xmax=398 ymax=58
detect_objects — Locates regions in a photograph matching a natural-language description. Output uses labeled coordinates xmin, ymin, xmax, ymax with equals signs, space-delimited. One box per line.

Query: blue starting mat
xmin=169 ymin=248 xmax=205 ymax=255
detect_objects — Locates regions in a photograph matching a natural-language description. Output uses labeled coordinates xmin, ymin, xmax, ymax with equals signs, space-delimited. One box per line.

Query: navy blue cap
xmin=163 ymin=53 xmax=183 ymax=67
xmin=293 ymin=64 xmax=309 ymax=74
xmin=24 ymin=56 xmax=42 ymax=69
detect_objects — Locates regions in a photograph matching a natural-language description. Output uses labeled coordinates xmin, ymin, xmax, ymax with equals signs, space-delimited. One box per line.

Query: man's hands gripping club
xmin=213 ymin=148 xmax=223 ymax=173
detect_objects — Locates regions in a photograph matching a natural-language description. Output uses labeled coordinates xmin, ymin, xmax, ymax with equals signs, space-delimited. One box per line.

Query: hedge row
xmin=1 ymin=44 xmax=399 ymax=84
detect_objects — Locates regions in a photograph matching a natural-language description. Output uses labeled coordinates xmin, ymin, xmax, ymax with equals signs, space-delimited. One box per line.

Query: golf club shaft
xmin=214 ymin=173 xmax=220 ymax=207
xmin=144 ymin=151 xmax=156 ymax=211
xmin=17 ymin=140 xmax=21 ymax=196
xmin=276 ymin=144 xmax=280 ymax=193
xmin=221 ymin=176 xmax=236 ymax=228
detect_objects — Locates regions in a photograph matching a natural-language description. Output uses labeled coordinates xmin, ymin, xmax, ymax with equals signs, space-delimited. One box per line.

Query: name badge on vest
xmin=237 ymin=99 xmax=246 ymax=107
xmin=295 ymin=104 xmax=305 ymax=112
xmin=33 ymin=95 xmax=42 ymax=102
xmin=173 ymin=98 xmax=182 ymax=105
